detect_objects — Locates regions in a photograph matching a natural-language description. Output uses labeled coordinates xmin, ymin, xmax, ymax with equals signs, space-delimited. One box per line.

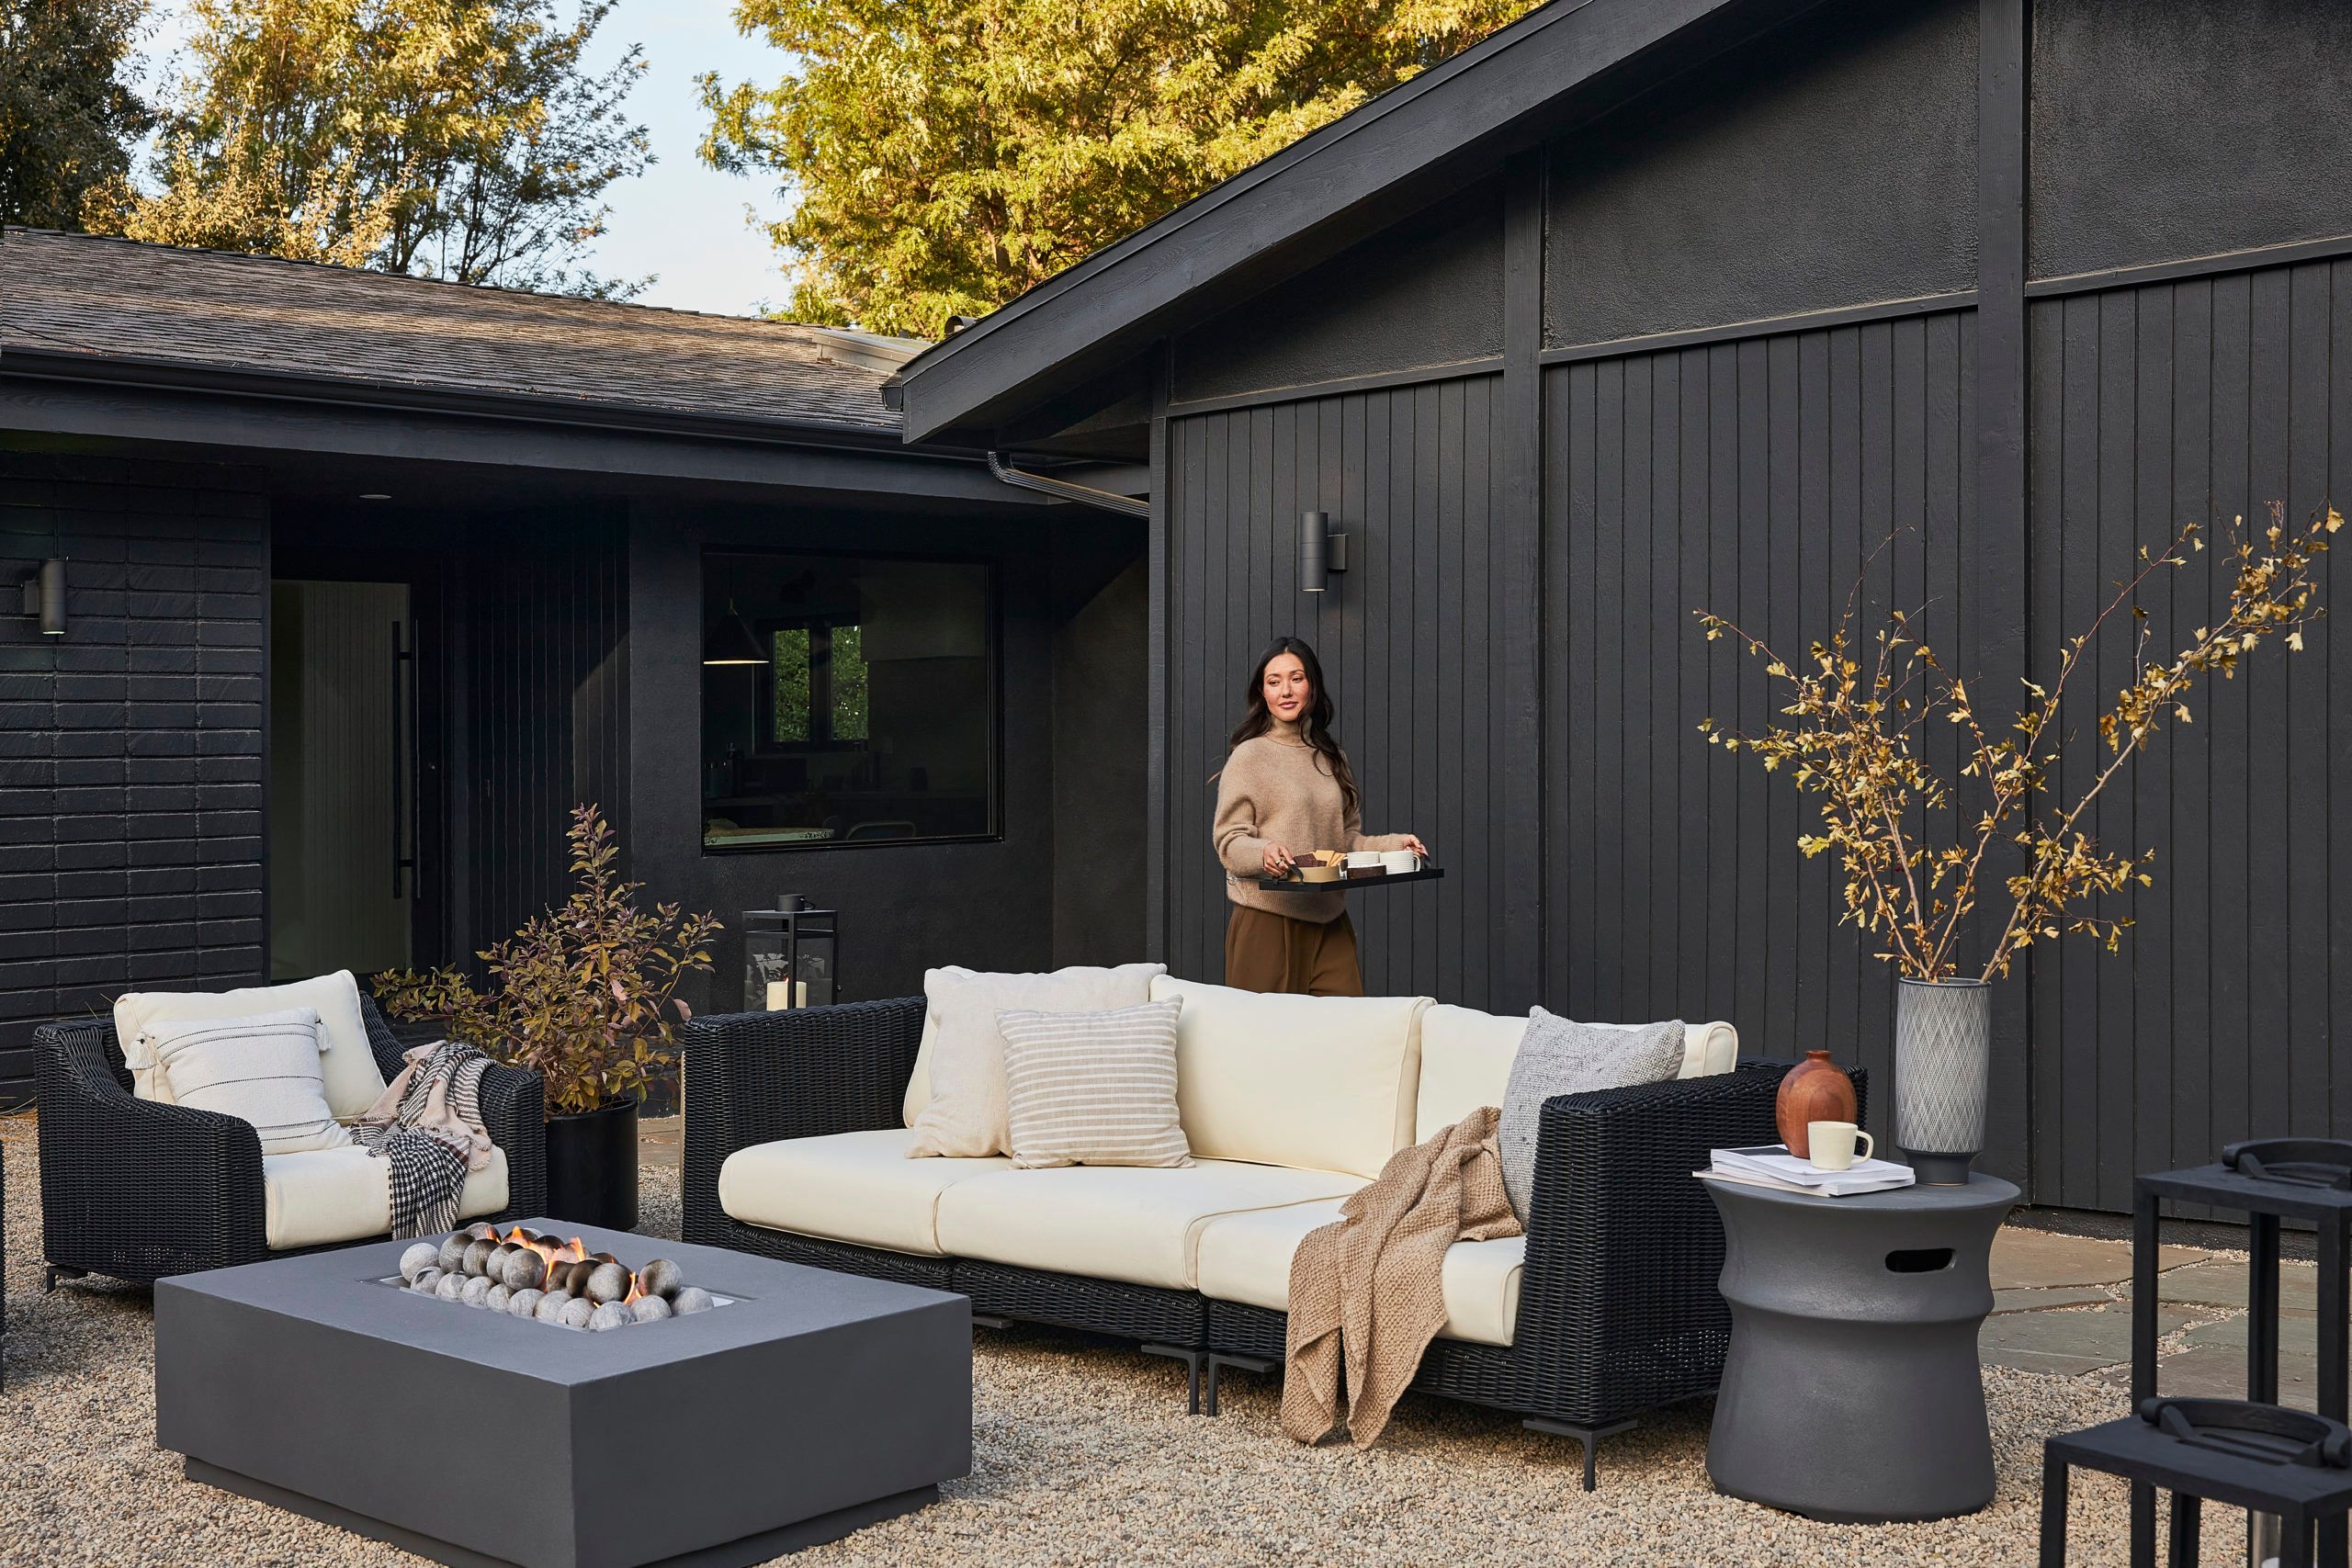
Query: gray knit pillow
xmin=1498 ymin=1008 xmax=1687 ymax=1224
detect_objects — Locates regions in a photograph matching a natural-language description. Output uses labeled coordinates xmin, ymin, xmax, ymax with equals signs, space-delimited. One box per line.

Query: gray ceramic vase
xmin=1894 ymin=976 xmax=1992 ymax=1185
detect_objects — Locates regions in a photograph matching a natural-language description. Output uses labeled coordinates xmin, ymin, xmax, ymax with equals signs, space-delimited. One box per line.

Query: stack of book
xmin=1702 ymin=1145 xmax=1917 ymax=1198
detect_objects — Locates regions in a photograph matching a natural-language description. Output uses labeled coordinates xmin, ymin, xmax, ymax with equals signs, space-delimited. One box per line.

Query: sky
xmin=135 ymin=2 xmax=797 ymax=319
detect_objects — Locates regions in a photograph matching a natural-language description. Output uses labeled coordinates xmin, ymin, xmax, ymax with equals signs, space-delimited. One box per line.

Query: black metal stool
xmin=2041 ymin=1398 xmax=2352 ymax=1567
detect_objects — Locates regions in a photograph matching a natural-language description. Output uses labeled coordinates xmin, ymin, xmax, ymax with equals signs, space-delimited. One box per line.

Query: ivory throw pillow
xmin=140 ymin=1008 xmax=350 ymax=1156
xmin=907 ymin=964 xmax=1165 ymax=1158
xmin=998 ymin=1000 xmax=1191 ymax=1170
xmin=1498 ymin=1008 xmax=1686 ymax=1224
xmin=115 ymin=970 xmax=387 ymax=1120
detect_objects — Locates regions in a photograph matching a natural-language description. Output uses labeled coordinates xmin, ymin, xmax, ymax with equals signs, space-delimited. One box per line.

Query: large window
xmin=701 ymin=551 xmax=996 ymax=851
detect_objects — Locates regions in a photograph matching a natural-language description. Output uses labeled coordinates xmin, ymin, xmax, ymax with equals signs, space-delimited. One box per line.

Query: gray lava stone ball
xmin=500 ymin=1249 xmax=544 ymax=1292
xmin=485 ymin=1282 xmax=512 ymax=1313
xmin=399 ymin=1242 xmax=442 ymax=1283
xmin=410 ymin=1266 xmax=444 ymax=1294
xmin=486 ymin=1241 xmax=514 ymax=1273
xmin=435 ymin=1271 xmax=468 ymax=1301
xmin=460 ymin=1275 xmax=495 ymax=1308
xmin=589 ymin=1302 xmax=632 ymax=1332
xmin=507 ymin=1287 xmax=544 ymax=1318
xmin=435 ymin=1234 xmax=470 ymax=1274
xmin=630 ymin=1296 xmax=673 ymax=1324
xmin=466 ymin=1222 xmax=498 ymax=1243
xmin=534 ymin=1290 xmax=572 ymax=1324
xmin=558 ymin=1296 xmax=596 ymax=1331
xmin=671 ymin=1286 xmax=715 ymax=1316
xmin=461 ymin=1239 xmax=495 ymax=1277
xmin=583 ymin=1262 xmax=629 ymax=1305
xmin=637 ymin=1258 xmax=684 ymax=1300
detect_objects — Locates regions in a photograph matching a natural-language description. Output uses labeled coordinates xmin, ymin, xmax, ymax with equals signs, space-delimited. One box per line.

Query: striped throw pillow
xmin=997 ymin=1000 xmax=1192 ymax=1170
xmin=139 ymin=1007 xmax=350 ymax=1156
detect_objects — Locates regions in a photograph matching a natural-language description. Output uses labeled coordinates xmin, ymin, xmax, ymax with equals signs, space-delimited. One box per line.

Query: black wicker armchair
xmin=682 ymin=997 xmax=1862 ymax=1488
xmin=33 ymin=992 xmax=545 ymax=1286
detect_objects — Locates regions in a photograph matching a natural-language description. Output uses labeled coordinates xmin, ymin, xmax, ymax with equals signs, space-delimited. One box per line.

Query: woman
xmin=1213 ymin=637 xmax=1428 ymax=996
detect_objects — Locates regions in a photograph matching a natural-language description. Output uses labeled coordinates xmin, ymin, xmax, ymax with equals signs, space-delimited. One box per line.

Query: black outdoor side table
xmin=2132 ymin=1162 xmax=2352 ymax=1566
xmin=1702 ymin=1173 xmax=2018 ymax=1522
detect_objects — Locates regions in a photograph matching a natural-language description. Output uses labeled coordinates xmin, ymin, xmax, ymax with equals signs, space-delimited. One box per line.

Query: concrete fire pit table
xmin=155 ymin=1218 xmax=970 ymax=1568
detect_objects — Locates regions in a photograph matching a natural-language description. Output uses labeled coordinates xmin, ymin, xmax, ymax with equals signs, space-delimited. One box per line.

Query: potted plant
xmin=375 ymin=805 xmax=721 ymax=1227
xmin=1699 ymin=503 xmax=2335 ymax=1182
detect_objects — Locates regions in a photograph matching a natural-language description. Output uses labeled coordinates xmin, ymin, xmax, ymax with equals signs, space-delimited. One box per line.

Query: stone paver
xmin=1993 ymin=1284 xmax=2117 ymax=1314
xmin=1979 ymin=1303 xmax=2196 ymax=1378
xmin=2160 ymin=1256 xmax=2318 ymax=1314
xmin=639 ymin=1114 xmax=682 ymax=1171
xmin=1989 ymin=1226 xmax=2208 ymax=1291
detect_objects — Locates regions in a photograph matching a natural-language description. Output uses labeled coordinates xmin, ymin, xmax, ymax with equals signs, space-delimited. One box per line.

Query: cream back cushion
xmin=139 ymin=1008 xmax=349 ymax=1155
xmin=907 ymin=964 xmax=1166 ymax=1157
xmin=1415 ymin=1005 xmax=1739 ymax=1143
xmin=901 ymin=966 xmax=971 ymax=1125
xmin=115 ymin=971 xmax=388 ymax=1121
xmin=1149 ymin=975 xmax=1428 ymax=1179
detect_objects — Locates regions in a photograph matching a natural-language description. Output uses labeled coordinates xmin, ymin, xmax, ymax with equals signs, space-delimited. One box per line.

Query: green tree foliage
xmin=0 ymin=0 xmax=153 ymax=231
xmin=89 ymin=0 xmax=651 ymax=296
xmin=698 ymin=0 xmax=1531 ymax=335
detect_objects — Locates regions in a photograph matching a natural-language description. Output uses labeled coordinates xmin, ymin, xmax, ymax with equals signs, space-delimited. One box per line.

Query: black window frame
xmin=698 ymin=546 xmax=1003 ymax=855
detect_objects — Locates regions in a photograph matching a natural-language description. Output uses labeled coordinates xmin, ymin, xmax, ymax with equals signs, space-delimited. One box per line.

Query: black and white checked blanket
xmin=349 ymin=1039 xmax=493 ymax=1239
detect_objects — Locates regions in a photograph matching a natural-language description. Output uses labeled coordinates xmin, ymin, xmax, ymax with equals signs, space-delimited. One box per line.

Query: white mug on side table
xmin=1807 ymin=1121 xmax=1873 ymax=1171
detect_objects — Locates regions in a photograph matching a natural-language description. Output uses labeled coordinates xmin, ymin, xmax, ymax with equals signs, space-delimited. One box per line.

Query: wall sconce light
xmin=1298 ymin=511 xmax=1349 ymax=593
xmin=17 ymin=558 xmax=65 ymax=637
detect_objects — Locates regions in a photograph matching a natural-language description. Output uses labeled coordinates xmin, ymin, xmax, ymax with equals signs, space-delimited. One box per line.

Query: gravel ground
xmin=0 ymin=1111 xmax=2225 ymax=1566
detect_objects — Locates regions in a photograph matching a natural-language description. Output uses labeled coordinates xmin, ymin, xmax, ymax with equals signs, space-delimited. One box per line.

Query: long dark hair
xmin=1224 ymin=636 xmax=1359 ymax=820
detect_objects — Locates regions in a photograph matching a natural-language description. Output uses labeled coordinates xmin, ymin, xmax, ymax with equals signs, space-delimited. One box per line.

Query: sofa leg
xmin=970 ymin=1314 xmax=1012 ymax=1331
xmin=1140 ymin=1344 xmax=1209 ymax=1415
xmin=1203 ymin=1353 xmax=1278 ymax=1416
xmin=1523 ymin=1416 xmax=1637 ymax=1491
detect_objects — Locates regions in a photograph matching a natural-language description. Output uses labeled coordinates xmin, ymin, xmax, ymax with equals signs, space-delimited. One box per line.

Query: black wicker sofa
xmin=33 ymin=991 xmax=545 ymax=1287
xmin=682 ymin=987 xmax=1858 ymax=1488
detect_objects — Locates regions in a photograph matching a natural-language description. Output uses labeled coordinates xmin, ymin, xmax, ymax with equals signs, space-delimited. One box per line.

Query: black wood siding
xmin=1165 ymin=378 xmax=1513 ymax=1006
xmin=0 ymin=452 xmax=269 ymax=1106
xmin=2024 ymin=259 xmax=2352 ymax=1212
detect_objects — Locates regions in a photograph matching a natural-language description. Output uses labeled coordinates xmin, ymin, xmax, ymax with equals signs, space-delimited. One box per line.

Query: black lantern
xmin=741 ymin=896 xmax=840 ymax=1011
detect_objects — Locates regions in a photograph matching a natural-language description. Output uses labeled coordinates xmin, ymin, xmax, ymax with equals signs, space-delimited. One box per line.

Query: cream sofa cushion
xmin=1414 ymin=1005 xmax=1740 ymax=1142
xmin=908 ymin=964 xmax=1165 ymax=1157
xmin=1193 ymin=1198 xmax=1526 ymax=1347
xmin=933 ymin=1161 xmax=1364 ymax=1291
xmin=1148 ymin=976 xmax=1428 ymax=1179
xmin=117 ymin=970 xmax=389 ymax=1121
xmin=720 ymin=1128 xmax=1012 ymax=1257
xmin=262 ymin=1145 xmax=508 ymax=1251
xmin=900 ymin=966 xmax=968 ymax=1125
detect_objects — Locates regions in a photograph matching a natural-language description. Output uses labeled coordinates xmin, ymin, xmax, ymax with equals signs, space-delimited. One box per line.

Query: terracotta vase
xmin=1774 ymin=1051 xmax=1859 ymax=1158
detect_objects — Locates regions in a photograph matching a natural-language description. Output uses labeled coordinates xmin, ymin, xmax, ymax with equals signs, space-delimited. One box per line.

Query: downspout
xmin=987 ymin=451 xmax=1149 ymax=518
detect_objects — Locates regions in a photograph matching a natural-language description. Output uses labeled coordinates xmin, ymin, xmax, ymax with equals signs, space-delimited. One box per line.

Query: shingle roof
xmin=0 ymin=227 xmax=913 ymax=434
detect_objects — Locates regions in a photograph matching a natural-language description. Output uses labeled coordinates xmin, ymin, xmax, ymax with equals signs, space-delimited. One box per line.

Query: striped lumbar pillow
xmin=138 ymin=1007 xmax=351 ymax=1156
xmin=997 ymin=1000 xmax=1192 ymax=1170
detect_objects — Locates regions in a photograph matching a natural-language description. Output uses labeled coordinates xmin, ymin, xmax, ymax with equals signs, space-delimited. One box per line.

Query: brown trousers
xmin=1224 ymin=906 xmax=1364 ymax=996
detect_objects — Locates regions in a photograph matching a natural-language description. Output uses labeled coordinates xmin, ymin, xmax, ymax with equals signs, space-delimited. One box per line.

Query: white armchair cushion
xmin=137 ymin=1007 xmax=347 ymax=1156
xmin=1193 ymin=1198 xmax=1526 ymax=1347
xmin=1415 ymin=1004 xmax=1740 ymax=1142
xmin=116 ymin=970 xmax=390 ymax=1121
xmin=262 ymin=1145 xmax=508 ymax=1250
xmin=1148 ymin=976 xmax=1428 ymax=1179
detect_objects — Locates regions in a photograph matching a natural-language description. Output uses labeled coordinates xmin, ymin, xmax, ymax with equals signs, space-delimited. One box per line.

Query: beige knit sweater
xmin=1213 ymin=727 xmax=1411 ymax=922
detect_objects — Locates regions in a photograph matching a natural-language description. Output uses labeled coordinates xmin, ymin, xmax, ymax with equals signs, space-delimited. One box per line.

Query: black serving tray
xmin=1257 ymin=865 xmax=1445 ymax=893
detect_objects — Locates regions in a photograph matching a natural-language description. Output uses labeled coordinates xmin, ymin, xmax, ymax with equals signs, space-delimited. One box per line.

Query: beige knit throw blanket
xmin=1282 ymin=1105 xmax=1522 ymax=1448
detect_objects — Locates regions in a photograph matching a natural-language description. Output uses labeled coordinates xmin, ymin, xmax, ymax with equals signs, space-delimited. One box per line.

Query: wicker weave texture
xmin=33 ymin=994 xmax=545 ymax=1282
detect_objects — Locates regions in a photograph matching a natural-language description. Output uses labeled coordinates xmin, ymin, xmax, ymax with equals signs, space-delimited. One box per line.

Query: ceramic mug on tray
xmin=1806 ymin=1120 xmax=1873 ymax=1171
xmin=1379 ymin=850 xmax=1419 ymax=874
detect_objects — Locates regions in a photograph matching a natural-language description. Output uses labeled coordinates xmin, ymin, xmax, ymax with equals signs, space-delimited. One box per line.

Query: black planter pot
xmin=544 ymin=1096 xmax=639 ymax=1231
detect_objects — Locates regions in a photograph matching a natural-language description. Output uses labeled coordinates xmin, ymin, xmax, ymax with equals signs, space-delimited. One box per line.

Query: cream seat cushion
xmin=1193 ymin=1198 xmax=1526 ymax=1347
xmin=1414 ymin=1005 xmax=1739 ymax=1142
xmin=719 ymin=1128 xmax=1012 ymax=1257
xmin=263 ymin=1145 xmax=508 ymax=1251
xmin=1148 ymin=976 xmax=1429 ymax=1179
xmin=116 ymin=970 xmax=390 ymax=1121
xmin=933 ymin=1161 xmax=1366 ymax=1291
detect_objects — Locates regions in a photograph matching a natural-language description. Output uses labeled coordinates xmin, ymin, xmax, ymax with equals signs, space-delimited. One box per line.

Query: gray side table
xmin=1702 ymin=1172 xmax=2018 ymax=1523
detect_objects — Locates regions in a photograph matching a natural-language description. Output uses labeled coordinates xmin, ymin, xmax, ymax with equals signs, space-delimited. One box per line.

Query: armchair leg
xmin=45 ymin=1265 xmax=87 ymax=1293
xmin=1524 ymin=1416 xmax=1638 ymax=1492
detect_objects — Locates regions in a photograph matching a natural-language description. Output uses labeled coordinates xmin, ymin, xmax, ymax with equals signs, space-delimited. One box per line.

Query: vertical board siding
xmin=1544 ymin=313 xmax=1973 ymax=1120
xmin=2026 ymin=259 xmax=2352 ymax=1212
xmin=463 ymin=515 xmax=629 ymax=963
xmin=1164 ymin=377 xmax=1508 ymax=1006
